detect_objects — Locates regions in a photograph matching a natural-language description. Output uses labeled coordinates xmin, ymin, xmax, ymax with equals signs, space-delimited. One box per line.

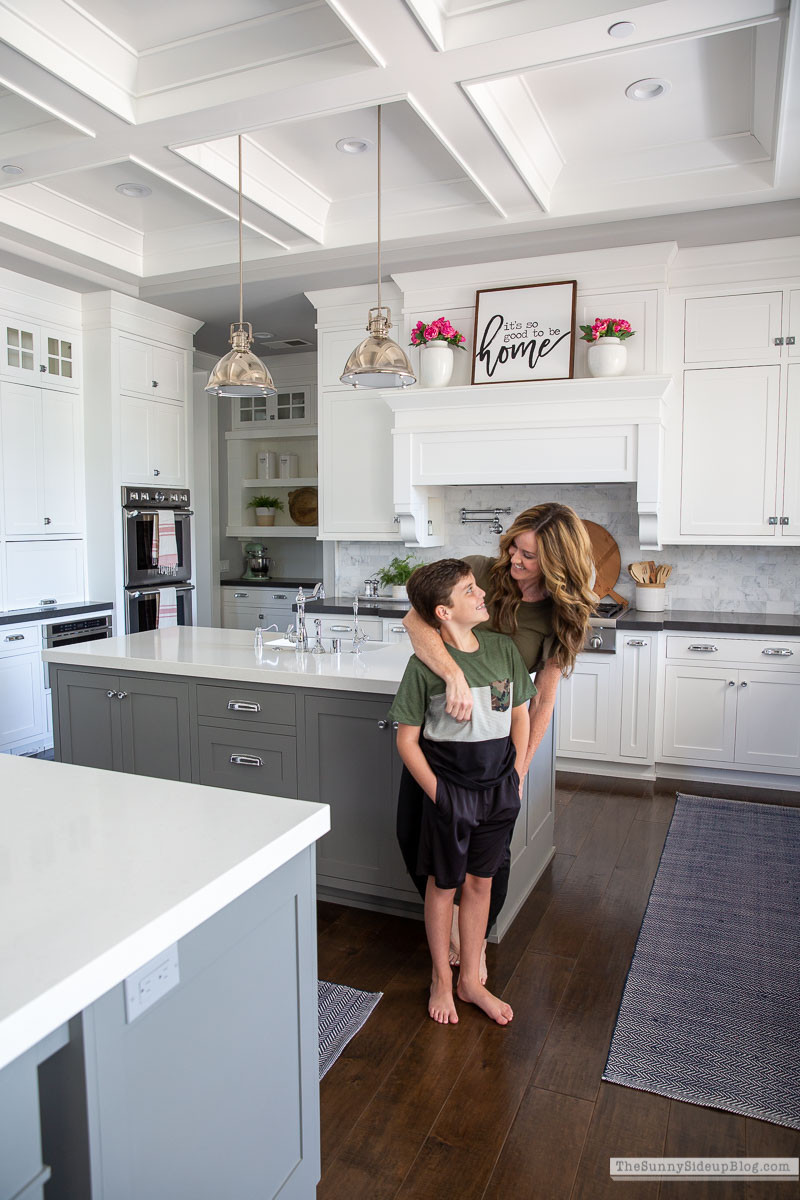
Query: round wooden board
xmin=582 ymin=520 xmax=623 ymax=601
xmin=288 ymin=486 xmax=318 ymax=526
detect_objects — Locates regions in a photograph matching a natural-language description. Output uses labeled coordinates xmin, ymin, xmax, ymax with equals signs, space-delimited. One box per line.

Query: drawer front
xmin=665 ymin=635 xmax=800 ymax=665
xmin=196 ymin=683 xmax=296 ymax=728
xmin=317 ymin=616 xmax=382 ymax=641
xmin=0 ymin=623 xmax=40 ymax=656
xmin=197 ymin=725 xmax=297 ymax=797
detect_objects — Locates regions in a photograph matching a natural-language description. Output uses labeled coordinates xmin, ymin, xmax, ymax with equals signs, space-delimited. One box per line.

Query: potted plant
xmin=376 ymin=554 xmax=422 ymax=600
xmin=410 ymin=316 xmax=466 ymax=388
xmin=579 ymin=317 xmax=635 ymax=378
xmin=246 ymin=495 xmax=284 ymax=527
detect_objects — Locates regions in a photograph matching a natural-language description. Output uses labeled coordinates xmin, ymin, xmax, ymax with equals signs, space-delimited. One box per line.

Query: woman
xmin=397 ymin=502 xmax=596 ymax=972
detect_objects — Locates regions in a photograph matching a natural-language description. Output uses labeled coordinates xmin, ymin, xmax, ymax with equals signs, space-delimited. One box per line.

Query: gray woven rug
xmin=604 ymin=793 xmax=800 ymax=1129
xmin=318 ymin=981 xmax=382 ymax=1079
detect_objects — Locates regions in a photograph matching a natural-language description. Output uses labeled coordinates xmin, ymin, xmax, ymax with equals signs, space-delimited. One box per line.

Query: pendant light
xmin=340 ymin=106 xmax=416 ymax=388
xmin=206 ymin=135 xmax=276 ymax=399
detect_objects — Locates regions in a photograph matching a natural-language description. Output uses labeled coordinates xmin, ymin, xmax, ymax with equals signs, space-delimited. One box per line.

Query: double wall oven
xmin=122 ymin=487 xmax=194 ymax=632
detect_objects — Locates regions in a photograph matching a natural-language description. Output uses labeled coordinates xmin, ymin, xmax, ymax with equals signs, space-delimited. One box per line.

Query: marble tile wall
xmin=334 ymin=484 xmax=800 ymax=614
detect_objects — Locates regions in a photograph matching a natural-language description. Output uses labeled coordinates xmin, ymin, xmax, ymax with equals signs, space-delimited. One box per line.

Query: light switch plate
xmin=124 ymin=943 xmax=180 ymax=1022
xmin=219 ymin=560 xmax=230 ymax=573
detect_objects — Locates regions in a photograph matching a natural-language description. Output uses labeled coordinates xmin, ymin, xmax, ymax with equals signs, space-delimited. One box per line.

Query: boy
xmin=389 ymin=559 xmax=536 ymax=1026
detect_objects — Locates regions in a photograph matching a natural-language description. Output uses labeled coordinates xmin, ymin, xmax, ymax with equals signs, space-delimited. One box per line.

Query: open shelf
xmin=226 ymin=525 xmax=319 ymax=538
xmin=241 ymin=478 xmax=318 ymax=487
xmin=226 ymin=427 xmax=318 ymax=441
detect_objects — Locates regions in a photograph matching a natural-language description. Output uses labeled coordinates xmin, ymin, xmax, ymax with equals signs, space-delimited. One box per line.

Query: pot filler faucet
xmin=287 ymin=583 xmax=326 ymax=651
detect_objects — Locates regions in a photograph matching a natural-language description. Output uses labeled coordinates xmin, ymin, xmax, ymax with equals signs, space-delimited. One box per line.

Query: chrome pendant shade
xmin=206 ymin=136 xmax=276 ymax=400
xmin=340 ymin=107 xmax=416 ymax=389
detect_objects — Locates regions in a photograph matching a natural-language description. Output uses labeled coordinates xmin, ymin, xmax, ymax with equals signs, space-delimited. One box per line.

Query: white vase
xmin=418 ymin=342 xmax=454 ymax=388
xmin=390 ymin=585 xmax=408 ymax=600
xmin=587 ymin=336 xmax=627 ymax=378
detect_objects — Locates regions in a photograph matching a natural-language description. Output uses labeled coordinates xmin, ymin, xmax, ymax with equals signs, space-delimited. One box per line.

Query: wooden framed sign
xmin=471 ymin=280 xmax=577 ymax=385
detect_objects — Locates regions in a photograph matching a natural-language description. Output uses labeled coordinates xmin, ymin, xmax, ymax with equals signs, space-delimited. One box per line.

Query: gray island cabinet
xmin=46 ymin=628 xmax=556 ymax=938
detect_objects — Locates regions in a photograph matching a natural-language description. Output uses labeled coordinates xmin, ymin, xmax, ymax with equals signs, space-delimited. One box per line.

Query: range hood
xmin=383 ymin=376 xmax=674 ymax=550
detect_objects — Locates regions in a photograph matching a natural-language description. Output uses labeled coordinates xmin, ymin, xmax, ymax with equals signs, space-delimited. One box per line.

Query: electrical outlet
xmin=124 ymin=944 xmax=180 ymax=1023
xmin=220 ymin=559 xmax=230 ymax=573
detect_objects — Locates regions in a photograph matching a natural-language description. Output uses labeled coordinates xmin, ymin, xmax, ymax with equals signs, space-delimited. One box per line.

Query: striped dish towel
xmin=153 ymin=511 xmax=179 ymax=574
xmin=157 ymin=587 xmax=178 ymax=628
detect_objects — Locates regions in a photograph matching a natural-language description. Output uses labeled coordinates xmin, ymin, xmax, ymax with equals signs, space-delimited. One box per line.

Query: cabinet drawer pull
xmin=762 ymin=647 xmax=793 ymax=656
xmin=117 ymin=691 xmax=127 ymax=699
xmin=626 ymin=639 xmax=647 ymax=647
xmin=43 ymin=516 xmax=52 ymax=525
xmin=780 ymin=517 xmax=790 ymax=526
xmin=330 ymin=625 xmax=352 ymax=632
xmin=107 ymin=689 xmax=116 ymax=698
xmin=233 ymin=592 xmax=248 ymax=598
xmin=688 ymin=644 xmax=718 ymax=652
xmin=227 ymin=700 xmax=261 ymax=712
xmin=728 ymin=680 xmax=735 ymax=687
xmin=230 ymin=754 xmax=262 ymax=767
xmin=739 ymin=681 xmax=748 ymax=688
xmin=389 ymin=625 xmax=406 ymax=633
xmin=787 ymin=336 xmax=796 ymax=346
xmin=272 ymin=593 xmax=288 ymax=600
xmin=4 ymin=633 xmax=25 ymax=641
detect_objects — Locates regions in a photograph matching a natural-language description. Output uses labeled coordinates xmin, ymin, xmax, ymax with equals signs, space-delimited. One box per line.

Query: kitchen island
xmin=0 ymin=752 xmax=328 ymax=1200
xmin=44 ymin=626 xmax=556 ymax=939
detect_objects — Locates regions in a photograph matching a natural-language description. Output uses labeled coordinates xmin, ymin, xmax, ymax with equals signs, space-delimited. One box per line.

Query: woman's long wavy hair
xmin=488 ymin=503 xmax=597 ymax=675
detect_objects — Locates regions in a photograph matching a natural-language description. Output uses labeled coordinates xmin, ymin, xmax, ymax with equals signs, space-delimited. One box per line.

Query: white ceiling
xmin=0 ymin=0 xmax=797 ymax=353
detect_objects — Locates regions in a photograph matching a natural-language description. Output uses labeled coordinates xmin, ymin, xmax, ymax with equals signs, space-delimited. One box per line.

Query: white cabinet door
xmin=787 ymin=289 xmax=800 ymax=359
xmin=681 ymin=366 xmax=781 ymax=537
xmin=41 ymin=326 xmax=79 ymax=389
xmin=120 ymin=337 xmax=185 ymax=402
xmin=733 ymin=669 xmax=800 ymax=770
xmin=148 ymin=400 xmax=185 ymax=484
xmin=619 ymin=635 xmax=653 ymax=759
xmin=4 ymin=540 xmax=85 ymax=607
xmin=120 ymin=396 xmax=151 ymax=482
xmin=780 ymin=364 xmax=800 ymax=535
xmin=151 ymin=345 xmax=185 ymax=402
xmin=320 ymin=391 xmax=399 ymax=539
xmin=119 ymin=336 xmax=153 ymax=396
xmin=0 ymin=381 xmax=41 ymax=534
xmin=41 ymin=389 xmax=81 ymax=533
xmin=661 ymin=663 xmax=737 ymax=762
xmin=557 ymin=656 xmax=618 ymax=757
xmin=2 ymin=319 xmax=38 ymax=381
xmin=0 ymin=651 xmax=44 ymax=748
xmin=684 ymin=292 xmax=783 ymax=363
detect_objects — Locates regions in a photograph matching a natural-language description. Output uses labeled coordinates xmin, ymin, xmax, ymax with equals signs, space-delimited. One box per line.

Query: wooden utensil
xmin=288 ymin=486 xmax=318 ymax=526
xmin=656 ymin=564 xmax=672 ymax=584
xmin=628 ymin=562 xmax=649 ymax=584
xmin=582 ymin=520 xmax=627 ymax=606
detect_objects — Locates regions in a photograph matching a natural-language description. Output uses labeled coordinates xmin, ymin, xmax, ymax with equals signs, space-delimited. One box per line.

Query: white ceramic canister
xmin=257 ymin=450 xmax=278 ymax=480
xmin=635 ymin=583 xmax=666 ymax=612
xmin=279 ymin=452 xmax=299 ymax=479
xmin=418 ymin=342 xmax=455 ymax=388
xmin=587 ymin=336 xmax=627 ymax=378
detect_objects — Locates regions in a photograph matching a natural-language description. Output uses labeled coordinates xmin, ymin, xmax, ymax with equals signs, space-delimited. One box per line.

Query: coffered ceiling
xmin=0 ymin=0 xmax=797 ymax=352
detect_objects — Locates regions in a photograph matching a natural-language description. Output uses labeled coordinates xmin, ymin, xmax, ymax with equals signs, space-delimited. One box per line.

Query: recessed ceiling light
xmin=608 ymin=21 xmax=636 ymax=38
xmin=625 ymin=78 xmax=671 ymax=102
xmin=1 ymin=164 xmax=24 ymax=175
xmin=115 ymin=182 xmax=152 ymax=198
xmin=336 ymin=137 xmax=372 ymax=155
xmin=254 ymin=332 xmax=275 ymax=340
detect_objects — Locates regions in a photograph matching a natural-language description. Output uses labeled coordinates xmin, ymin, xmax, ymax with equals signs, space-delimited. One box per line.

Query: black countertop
xmin=302 ymin=597 xmax=411 ymax=618
xmin=618 ymin=609 xmax=800 ymax=636
xmin=0 ymin=600 xmax=114 ymax=626
xmin=220 ymin=578 xmax=322 ymax=590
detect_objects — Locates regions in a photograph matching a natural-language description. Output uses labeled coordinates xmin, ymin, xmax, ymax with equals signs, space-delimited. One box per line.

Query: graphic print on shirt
xmin=423 ymin=682 xmax=516 ymax=743
xmin=490 ymin=679 xmax=511 ymax=712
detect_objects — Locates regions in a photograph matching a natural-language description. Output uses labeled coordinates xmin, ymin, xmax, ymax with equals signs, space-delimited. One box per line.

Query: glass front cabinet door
xmin=3 ymin=320 xmax=79 ymax=388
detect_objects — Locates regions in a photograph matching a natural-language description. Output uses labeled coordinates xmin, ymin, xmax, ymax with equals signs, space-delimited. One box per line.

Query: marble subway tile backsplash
xmin=335 ymin=485 xmax=800 ymax=614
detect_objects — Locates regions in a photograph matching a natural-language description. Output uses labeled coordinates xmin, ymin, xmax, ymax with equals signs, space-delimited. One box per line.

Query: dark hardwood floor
xmin=316 ymin=777 xmax=800 ymax=1200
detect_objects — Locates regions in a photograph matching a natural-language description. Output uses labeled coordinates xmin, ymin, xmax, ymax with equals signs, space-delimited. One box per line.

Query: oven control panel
xmin=122 ymin=487 xmax=190 ymax=507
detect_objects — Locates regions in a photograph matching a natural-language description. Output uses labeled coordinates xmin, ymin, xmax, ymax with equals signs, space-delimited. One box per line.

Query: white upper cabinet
xmin=683 ymin=292 xmax=784 ymax=362
xmin=319 ymin=389 xmax=399 ymax=541
xmin=780 ymin=364 xmax=800 ymax=532
xmin=680 ymin=366 xmax=781 ymax=537
xmin=119 ymin=336 xmax=185 ymax=402
xmin=232 ymin=386 xmax=316 ymax=431
xmin=0 ymin=383 xmax=82 ymax=535
xmin=2 ymin=318 xmax=80 ymax=389
xmin=120 ymin=394 xmax=185 ymax=485
xmin=3 ymin=539 xmax=85 ymax=608
xmin=788 ymin=289 xmax=800 ymax=359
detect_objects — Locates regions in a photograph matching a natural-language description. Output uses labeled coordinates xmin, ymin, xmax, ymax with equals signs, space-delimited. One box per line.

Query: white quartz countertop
xmin=43 ymin=626 xmax=414 ymax=695
xmin=0 ymin=754 xmax=329 ymax=1072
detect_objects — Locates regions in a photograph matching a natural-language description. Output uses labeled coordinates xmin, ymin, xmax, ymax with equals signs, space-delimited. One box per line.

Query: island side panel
xmin=41 ymin=847 xmax=320 ymax=1200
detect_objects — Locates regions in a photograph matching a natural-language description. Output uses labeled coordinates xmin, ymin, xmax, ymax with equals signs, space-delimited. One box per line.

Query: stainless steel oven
xmin=42 ymin=612 xmax=114 ymax=687
xmin=126 ymin=585 xmax=194 ymax=633
xmin=122 ymin=486 xmax=192 ymax=589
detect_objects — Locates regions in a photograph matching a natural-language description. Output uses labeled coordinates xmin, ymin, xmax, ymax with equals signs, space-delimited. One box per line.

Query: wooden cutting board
xmin=582 ymin=520 xmax=626 ymax=606
xmin=288 ymin=487 xmax=318 ymax=526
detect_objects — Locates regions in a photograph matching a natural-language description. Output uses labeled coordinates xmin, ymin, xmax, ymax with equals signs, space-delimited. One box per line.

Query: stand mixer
xmin=242 ymin=542 xmax=272 ymax=580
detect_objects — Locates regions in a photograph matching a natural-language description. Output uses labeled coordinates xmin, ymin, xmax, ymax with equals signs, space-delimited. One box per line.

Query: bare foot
xmin=456 ymin=979 xmax=513 ymax=1026
xmin=429 ymin=973 xmax=458 ymax=1024
xmin=449 ymin=907 xmax=489 ymax=985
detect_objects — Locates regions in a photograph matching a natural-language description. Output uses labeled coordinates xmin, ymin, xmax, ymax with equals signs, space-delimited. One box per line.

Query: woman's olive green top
xmin=464 ymin=555 xmax=556 ymax=674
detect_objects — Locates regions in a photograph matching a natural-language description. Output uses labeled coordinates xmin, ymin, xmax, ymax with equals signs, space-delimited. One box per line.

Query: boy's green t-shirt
xmin=389 ymin=627 xmax=536 ymax=744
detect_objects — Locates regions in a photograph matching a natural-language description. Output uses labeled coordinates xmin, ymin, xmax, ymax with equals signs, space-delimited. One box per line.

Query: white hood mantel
xmin=382 ymin=375 xmax=674 ymax=550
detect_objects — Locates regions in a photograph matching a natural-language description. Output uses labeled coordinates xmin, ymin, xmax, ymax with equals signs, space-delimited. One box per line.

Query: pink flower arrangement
xmin=579 ymin=317 xmax=635 ymax=343
xmin=410 ymin=317 xmax=466 ymax=350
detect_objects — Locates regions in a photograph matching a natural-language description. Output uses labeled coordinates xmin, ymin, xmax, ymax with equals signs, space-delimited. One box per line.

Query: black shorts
xmin=417 ymin=771 xmax=520 ymax=890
